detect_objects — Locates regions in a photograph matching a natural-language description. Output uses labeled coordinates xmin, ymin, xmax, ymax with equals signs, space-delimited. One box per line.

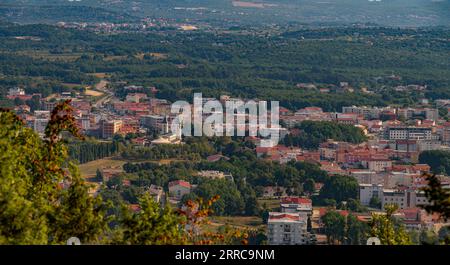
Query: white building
xmin=34 ymin=119 xmax=49 ymax=135
xmin=280 ymin=197 xmax=313 ymax=216
xmin=342 ymin=106 xmax=387 ymax=120
xmin=267 ymin=212 xmax=314 ymax=245
xmin=387 ymin=127 xmax=434 ymax=141
xmin=148 ymin=184 xmax=164 ymax=203
xmin=361 ymin=159 xmax=392 ymax=172
xmin=359 ymin=184 xmax=383 ymax=206
xmin=382 ymin=189 xmax=429 ymax=210
xmin=350 ymin=170 xmax=384 ymax=185
xmin=168 ymin=180 xmax=191 ymax=200
xmin=8 ymin=87 xmax=25 ymax=96
xmin=197 ymin=170 xmax=234 ymax=181
xmin=140 ymin=115 xmax=167 ymax=134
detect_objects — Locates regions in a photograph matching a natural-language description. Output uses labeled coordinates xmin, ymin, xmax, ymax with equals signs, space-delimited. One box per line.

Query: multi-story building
xmin=361 ymin=158 xmax=392 ymax=172
xmin=101 ymin=120 xmax=123 ymax=138
xmin=387 ymin=127 xmax=434 ymax=141
xmin=168 ymin=180 xmax=191 ymax=200
xmin=267 ymin=212 xmax=314 ymax=245
xmin=397 ymin=108 xmax=439 ymax=121
xmin=140 ymin=115 xmax=168 ymax=134
xmin=280 ymin=197 xmax=313 ymax=216
xmin=359 ymin=184 xmax=383 ymax=206
xmin=125 ymin=93 xmax=147 ymax=103
xmin=34 ymin=119 xmax=49 ymax=135
xmin=359 ymin=184 xmax=430 ymax=209
xmin=41 ymin=100 xmax=58 ymax=111
xmin=342 ymin=106 xmax=387 ymax=120
xmin=351 ymin=170 xmax=384 ymax=185
xmin=438 ymin=122 xmax=450 ymax=145
xmin=381 ymin=188 xmax=429 ymax=210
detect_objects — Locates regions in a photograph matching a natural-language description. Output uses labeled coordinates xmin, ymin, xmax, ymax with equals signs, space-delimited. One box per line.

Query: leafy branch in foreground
xmin=0 ymin=100 xmax=109 ymax=244
xmin=421 ymin=173 xmax=450 ymax=221
xmin=0 ymin=102 xmax=244 ymax=244
xmin=369 ymin=204 xmax=411 ymax=245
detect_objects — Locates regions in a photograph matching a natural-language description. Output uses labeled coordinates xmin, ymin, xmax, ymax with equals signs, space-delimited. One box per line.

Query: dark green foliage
xmin=284 ymin=121 xmax=367 ymax=149
xmin=321 ymin=210 xmax=346 ymax=244
xmin=184 ymin=179 xmax=245 ymax=216
xmin=422 ymin=174 xmax=450 ymax=221
xmin=419 ymin=150 xmax=450 ymax=175
xmin=1 ymin=23 xmax=450 ymax=111
xmin=116 ymin=194 xmax=185 ymax=245
xmin=319 ymin=175 xmax=359 ymax=204
xmin=369 ymin=196 xmax=382 ymax=209
xmin=346 ymin=214 xmax=369 ymax=245
xmin=69 ymin=141 xmax=120 ymax=164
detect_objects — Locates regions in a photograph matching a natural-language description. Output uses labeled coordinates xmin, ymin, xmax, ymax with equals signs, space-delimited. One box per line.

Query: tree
xmin=319 ymin=175 xmax=358 ymax=204
xmin=438 ymin=226 xmax=450 ymax=245
xmin=95 ymin=169 xmax=103 ymax=182
xmin=419 ymin=230 xmax=439 ymax=245
xmin=369 ymin=196 xmax=382 ymax=209
xmin=321 ymin=210 xmax=346 ymax=244
xmin=52 ymin=164 xmax=109 ymax=244
xmin=369 ymin=204 xmax=411 ymax=245
xmin=421 ymin=173 xmax=450 ymax=221
xmin=0 ymin=110 xmax=50 ymax=244
xmin=303 ymin=178 xmax=316 ymax=194
xmin=116 ymin=194 xmax=186 ymax=245
xmin=190 ymin=179 xmax=245 ymax=216
xmin=0 ymin=100 xmax=107 ymax=244
xmin=347 ymin=198 xmax=367 ymax=212
xmin=346 ymin=214 xmax=368 ymax=245
xmin=419 ymin=151 xmax=450 ymax=175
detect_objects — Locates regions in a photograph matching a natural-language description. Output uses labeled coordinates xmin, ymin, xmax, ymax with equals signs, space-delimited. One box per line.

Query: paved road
xmin=92 ymin=79 xmax=113 ymax=108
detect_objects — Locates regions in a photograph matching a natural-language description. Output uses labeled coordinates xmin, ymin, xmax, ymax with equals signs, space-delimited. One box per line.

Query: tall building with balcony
xmin=387 ymin=127 xmax=434 ymax=141
xmin=267 ymin=212 xmax=315 ymax=245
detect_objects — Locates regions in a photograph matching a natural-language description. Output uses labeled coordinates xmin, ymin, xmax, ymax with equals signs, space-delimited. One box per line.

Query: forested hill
xmin=0 ymin=0 xmax=449 ymax=27
xmin=0 ymin=22 xmax=449 ymax=111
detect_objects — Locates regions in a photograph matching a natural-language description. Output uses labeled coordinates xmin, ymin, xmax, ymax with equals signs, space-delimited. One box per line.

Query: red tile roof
xmin=281 ymin=196 xmax=312 ymax=205
xmin=169 ymin=180 xmax=191 ymax=189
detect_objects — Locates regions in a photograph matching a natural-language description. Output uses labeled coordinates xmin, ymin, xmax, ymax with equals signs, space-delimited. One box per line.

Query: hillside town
xmin=7 ymin=81 xmax=450 ymax=245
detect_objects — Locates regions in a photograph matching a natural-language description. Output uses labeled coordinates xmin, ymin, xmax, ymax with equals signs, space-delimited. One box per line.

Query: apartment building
xmin=397 ymin=108 xmax=439 ymax=121
xmin=342 ymin=106 xmax=387 ymax=120
xmin=280 ymin=197 xmax=313 ymax=216
xmin=387 ymin=127 xmax=434 ymax=141
xmin=361 ymin=158 xmax=393 ymax=172
xmin=381 ymin=188 xmax=429 ymax=210
xmin=140 ymin=115 xmax=168 ymax=134
xmin=101 ymin=120 xmax=123 ymax=138
xmin=359 ymin=184 xmax=383 ymax=206
xmin=267 ymin=212 xmax=314 ymax=245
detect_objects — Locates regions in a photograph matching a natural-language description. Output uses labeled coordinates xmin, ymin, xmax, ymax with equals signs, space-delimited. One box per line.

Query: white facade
xmin=168 ymin=181 xmax=191 ymax=200
xmin=382 ymin=189 xmax=429 ymax=210
xmin=359 ymin=184 xmax=383 ymax=206
xmin=387 ymin=127 xmax=433 ymax=140
xmin=267 ymin=212 xmax=312 ymax=245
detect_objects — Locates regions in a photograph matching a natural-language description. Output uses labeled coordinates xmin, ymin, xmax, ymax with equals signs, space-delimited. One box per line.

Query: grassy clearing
xmin=78 ymin=157 xmax=189 ymax=177
xmin=211 ymin=216 xmax=264 ymax=228
xmin=257 ymin=198 xmax=280 ymax=211
xmin=78 ymin=158 xmax=127 ymax=177
xmin=85 ymin=89 xmax=104 ymax=97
